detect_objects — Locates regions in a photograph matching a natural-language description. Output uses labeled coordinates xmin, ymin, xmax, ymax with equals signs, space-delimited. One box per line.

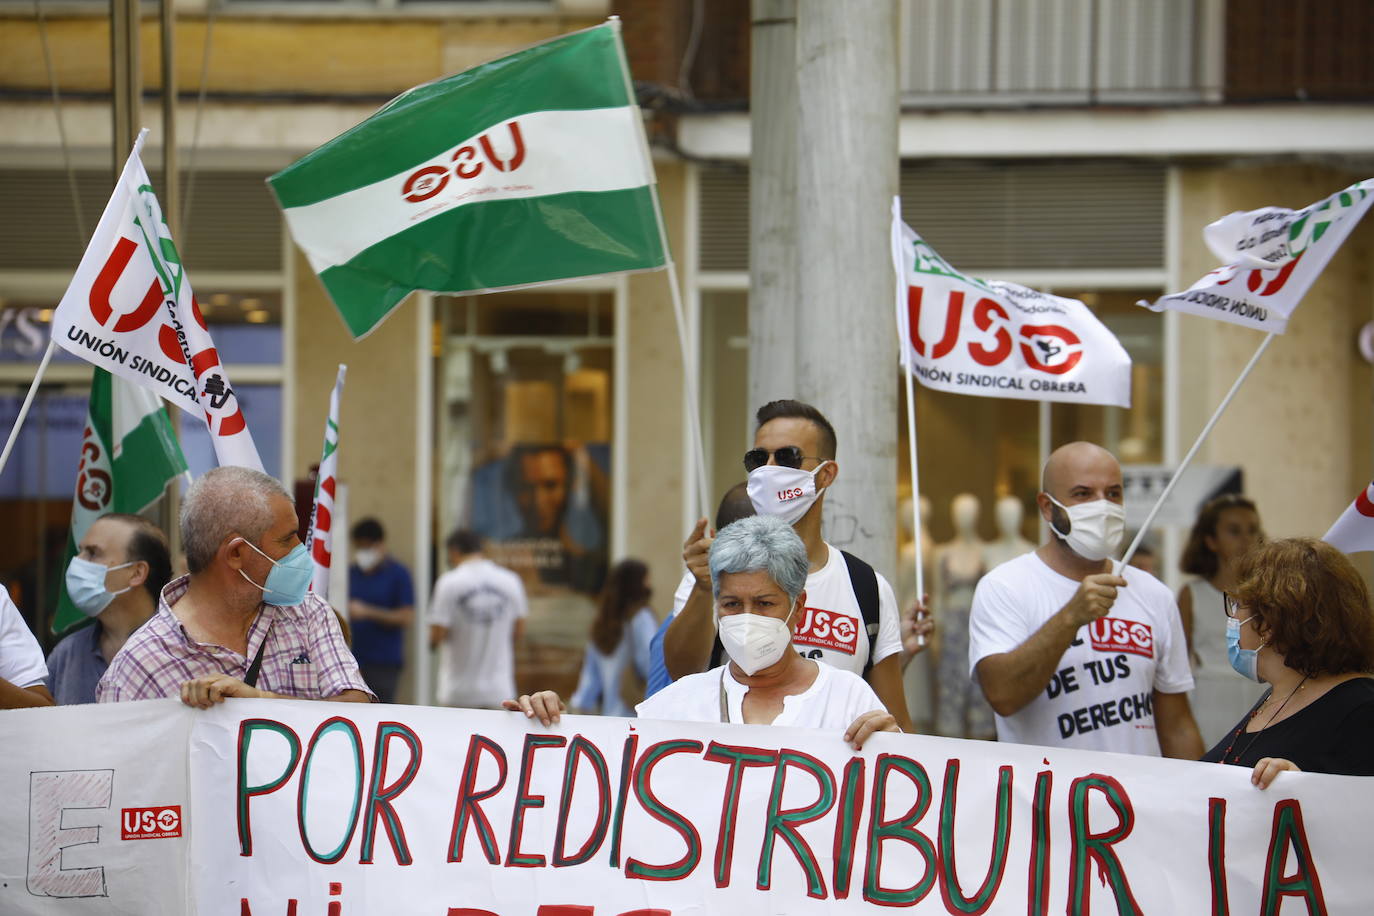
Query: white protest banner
xmin=7 ymin=698 xmax=1373 ymax=914
xmin=0 ymin=701 xmax=195 ymax=916
xmin=49 ymin=132 xmax=262 ymax=470
xmin=891 ymin=211 xmax=1132 ymax=407
xmin=1142 ymin=178 xmax=1374 ymax=333
xmin=194 ymin=700 xmax=1368 ymax=915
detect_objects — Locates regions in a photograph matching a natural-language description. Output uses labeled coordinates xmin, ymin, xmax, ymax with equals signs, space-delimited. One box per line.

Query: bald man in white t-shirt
xmin=969 ymin=442 xmax=1202 ymax=758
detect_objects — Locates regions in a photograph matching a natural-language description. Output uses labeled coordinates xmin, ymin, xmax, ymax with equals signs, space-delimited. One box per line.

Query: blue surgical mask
xmin=237 ymin=539 xmax=312 ymax=606
xmin=65 ymin=556 xmax=136 ymax=618
xmin=1226 ymin=615 xmax=1266 ymax=682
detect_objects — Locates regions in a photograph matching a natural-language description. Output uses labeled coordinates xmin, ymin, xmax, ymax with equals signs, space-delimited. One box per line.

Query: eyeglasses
xmin=743 ymin=446 xmax=822 ymax=473
xmin=1223 ymin=592 xmax=1242 ymax=619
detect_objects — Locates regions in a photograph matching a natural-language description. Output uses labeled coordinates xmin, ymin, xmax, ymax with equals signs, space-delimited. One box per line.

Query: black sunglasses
xmin=743 ymin=446 xmax=822 ymax=473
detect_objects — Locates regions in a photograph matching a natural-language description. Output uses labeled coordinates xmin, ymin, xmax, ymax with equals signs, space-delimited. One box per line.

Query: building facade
xmin=2 ymin=0 xmax=1372 ymax=705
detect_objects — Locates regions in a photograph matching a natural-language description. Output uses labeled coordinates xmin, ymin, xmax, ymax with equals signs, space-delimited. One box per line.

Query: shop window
xmin=437 ymin=289 xmax=614 ymax=699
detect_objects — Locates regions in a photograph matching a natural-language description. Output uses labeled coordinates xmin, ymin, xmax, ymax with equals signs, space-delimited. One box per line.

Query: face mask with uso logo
xmin=747 ymin=462 xmax=831 ymax=526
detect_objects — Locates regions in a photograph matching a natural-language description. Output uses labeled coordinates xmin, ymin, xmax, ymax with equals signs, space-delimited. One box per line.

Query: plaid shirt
xmin=96 ymin=575 xmax=374 ymax=702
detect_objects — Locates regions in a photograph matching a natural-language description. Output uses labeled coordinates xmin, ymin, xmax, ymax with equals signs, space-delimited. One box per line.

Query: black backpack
xmin=708 ymin=549 xmax=882 ymax=677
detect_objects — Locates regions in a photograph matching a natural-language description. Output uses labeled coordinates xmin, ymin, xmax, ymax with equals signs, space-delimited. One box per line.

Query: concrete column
xmin=748 ymin=0 xmax=799 ymax=407
xmin=794 ymin=0 xmax=900 ymax=578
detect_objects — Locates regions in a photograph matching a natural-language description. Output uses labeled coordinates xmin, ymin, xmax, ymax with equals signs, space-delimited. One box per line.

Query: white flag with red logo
xmin=49 ymin=132 xmax=262 ymax=470
xmin=1141 ymin=178 xmax=1374 ymax=333
xmin=307 ymin=364 xmax=346 ymax=597
xmin=890 ymin=201 xmax=1132 ymax=407
xmin=1323 ymin=481 xmax=1374 ymax=554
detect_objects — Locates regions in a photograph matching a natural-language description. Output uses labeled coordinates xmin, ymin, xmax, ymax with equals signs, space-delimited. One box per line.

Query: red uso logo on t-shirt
xmin=1088 ymin=617 xmax=1154 ymax=658
xmin=793 ymin=607 xmax=859 ymax=654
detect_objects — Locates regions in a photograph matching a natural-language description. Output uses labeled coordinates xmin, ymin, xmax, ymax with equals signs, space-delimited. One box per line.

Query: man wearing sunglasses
xmin=662 ymin=399 xmax=916 ymax=733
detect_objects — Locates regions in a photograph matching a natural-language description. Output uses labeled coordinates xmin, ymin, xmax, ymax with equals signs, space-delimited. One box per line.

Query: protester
xmin=96 ymin=466 xmax=373 ymax=706
xmin=1178 ymin=494 xmax=1266 ymax=742
xmin=1202 ymin=537 xmax=1374 ymax=786
xmin=661 ymin=399 xmax=918 ymax=732
xmin=568 ymin=559 xmax=656 ymax=716
xmin=347 ymin=517 xmax=415 ymax=702
xmin=0 ymin=590 xmax=52 ymax=708
xmin=645 ymin=481 xmax=754 ymax=698
xmin=430 ymin=529 xmax=528 ymax=709
xmin=507 ymin=516 xmax=899 ymax=750
xmin=969 ymin=441 xmax=1203 ymax=757
xmin=47 ymin=514 xmax=170 ymax=704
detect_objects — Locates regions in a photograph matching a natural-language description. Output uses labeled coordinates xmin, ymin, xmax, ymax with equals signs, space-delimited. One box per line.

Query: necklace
xmin=1217 ymin=675 xmax=1309 ymax=765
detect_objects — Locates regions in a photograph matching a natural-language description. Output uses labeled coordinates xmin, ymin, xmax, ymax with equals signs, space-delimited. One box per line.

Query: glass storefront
xmin=437 ymin=289 xmax=615 ymax=698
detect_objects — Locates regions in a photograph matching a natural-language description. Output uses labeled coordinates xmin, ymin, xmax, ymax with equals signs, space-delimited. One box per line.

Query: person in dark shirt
xmin=347 ymin=518 xmax=414 ymax=702
xmin=47 ymin=514 xmax=170 ymax=704
xmin=1202 ymin=537 xmax=1374 ymax=787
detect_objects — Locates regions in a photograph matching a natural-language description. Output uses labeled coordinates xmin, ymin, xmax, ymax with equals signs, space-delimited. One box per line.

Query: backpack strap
xmin=840 ymin=550 xmax=881 ymax=678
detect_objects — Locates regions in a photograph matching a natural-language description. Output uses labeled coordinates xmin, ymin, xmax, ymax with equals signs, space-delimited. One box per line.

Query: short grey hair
xmin=709 ymin=515 xmax=809 ymax=604
xmin=180 ymin=466 xmax=291 ymax=573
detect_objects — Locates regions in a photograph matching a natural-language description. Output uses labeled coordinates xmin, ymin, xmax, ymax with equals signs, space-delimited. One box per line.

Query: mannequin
xmin=984 ymin=495 xmax=1034 ymax=571
xmin=932 ymin=493 xmax=996 ymax=739
xmin=898 ymin=496 xmax=935 ymax=732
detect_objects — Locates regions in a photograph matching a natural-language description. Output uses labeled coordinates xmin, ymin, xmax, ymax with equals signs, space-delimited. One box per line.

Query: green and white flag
xmin=269 ymin=21 xmax=667 ymax=339
xmin=54 ymin=368 xmax=188 ymax=635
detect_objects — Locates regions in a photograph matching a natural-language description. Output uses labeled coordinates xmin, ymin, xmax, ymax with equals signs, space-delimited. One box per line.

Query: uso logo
xmin=121 ymin=805 xmax=182 ymax=840
xmin=1088 ymin=617 xmax=1154 ymax=659
xmin=793 ymin=607 xmax=859 ymax=654
xmin=401 ymin=121 xmax=527 ymax=204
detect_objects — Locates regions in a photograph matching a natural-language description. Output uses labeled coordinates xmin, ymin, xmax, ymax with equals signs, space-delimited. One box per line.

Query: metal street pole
xmin=748 ymin=0 xmax=799 ymax=407
xmin=794 ymin=0 xmax=900 ymax=578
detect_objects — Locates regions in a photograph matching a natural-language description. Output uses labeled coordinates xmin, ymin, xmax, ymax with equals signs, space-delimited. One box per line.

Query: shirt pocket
xmin=285 ymin=652 xmax=320 ymax=698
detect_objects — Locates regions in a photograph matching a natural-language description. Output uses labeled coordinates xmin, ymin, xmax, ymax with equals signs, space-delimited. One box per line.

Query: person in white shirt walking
xmin=430 ymin=529 xmax=528 ymax=709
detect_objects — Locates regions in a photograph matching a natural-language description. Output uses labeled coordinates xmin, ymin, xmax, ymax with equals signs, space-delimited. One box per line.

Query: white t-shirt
xmin=636 ymin=660 xmax=885 ymax=730
xmin=430 ymin=557 xmax=528 ymax=708
xmin=0 ymin=591 xmax=46 ymax=689
xmin=968 ymin=551 xmax=1194 ymax=755
xmin=669 ymin=543 xmax=903 ymax=678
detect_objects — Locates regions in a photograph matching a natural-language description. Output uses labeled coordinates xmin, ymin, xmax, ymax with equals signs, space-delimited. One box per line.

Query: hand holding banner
xmin=49 ymin=132 xmax=263 ymax=471
xmin=891 ymin=208 xmax=1132 ymax=407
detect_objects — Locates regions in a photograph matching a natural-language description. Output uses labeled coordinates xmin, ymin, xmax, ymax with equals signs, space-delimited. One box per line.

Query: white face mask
xmin=717 ymin=606 xmax=796 ymax=676
xmin=354 ymin=548 xmax=382 ymax=571
xmin=1046 ymin=494 xmax=1125 ymax=561
xmin=747 ymin=462 xmax=830 ymax=526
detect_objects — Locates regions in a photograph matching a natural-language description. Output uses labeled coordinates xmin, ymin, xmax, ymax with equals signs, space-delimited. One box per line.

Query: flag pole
xmin=891 ymin=199 xmax=926 ymax=646
xmin=608 ymin=16 xmax=712 ymax=522
xmin=1117 ymin=331 xmax=1276 ymax=569
xmin=0 ymin=340 xmax=58 ymax=478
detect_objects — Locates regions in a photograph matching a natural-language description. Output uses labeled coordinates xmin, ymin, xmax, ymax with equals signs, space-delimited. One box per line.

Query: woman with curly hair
xmin=1202 ymin=537 xmax=1374 ymax=787
xmin=1178 ymin=494 xmax=1265 ymax=742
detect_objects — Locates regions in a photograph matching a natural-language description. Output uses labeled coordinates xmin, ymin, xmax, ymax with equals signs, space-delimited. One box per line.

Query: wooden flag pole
xmin=1117 ymin=332 xmax=1276 ymax=570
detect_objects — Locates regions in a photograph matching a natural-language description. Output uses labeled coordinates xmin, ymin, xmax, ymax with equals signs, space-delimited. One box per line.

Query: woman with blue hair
xmin=506 ymin=515 xmax=899 ymax=749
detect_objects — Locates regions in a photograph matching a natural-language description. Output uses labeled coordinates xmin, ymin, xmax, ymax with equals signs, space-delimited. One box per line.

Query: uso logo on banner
xmin=121 ymin=805 xmax=182 ymax=840
xmin=1089 ymin=617 xmax=1154 ymax=658
xmin=793 ymin=607 xmax=859 ymax=655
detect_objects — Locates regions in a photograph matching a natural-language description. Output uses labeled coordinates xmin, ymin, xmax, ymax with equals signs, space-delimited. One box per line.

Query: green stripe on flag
xmin=269 ymin=25 xmax=630 ymax=208
xmin=53 ymin=369 xmax=187 ymax=636
xmin=318 ymin=187 xmax=665 ymax=338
